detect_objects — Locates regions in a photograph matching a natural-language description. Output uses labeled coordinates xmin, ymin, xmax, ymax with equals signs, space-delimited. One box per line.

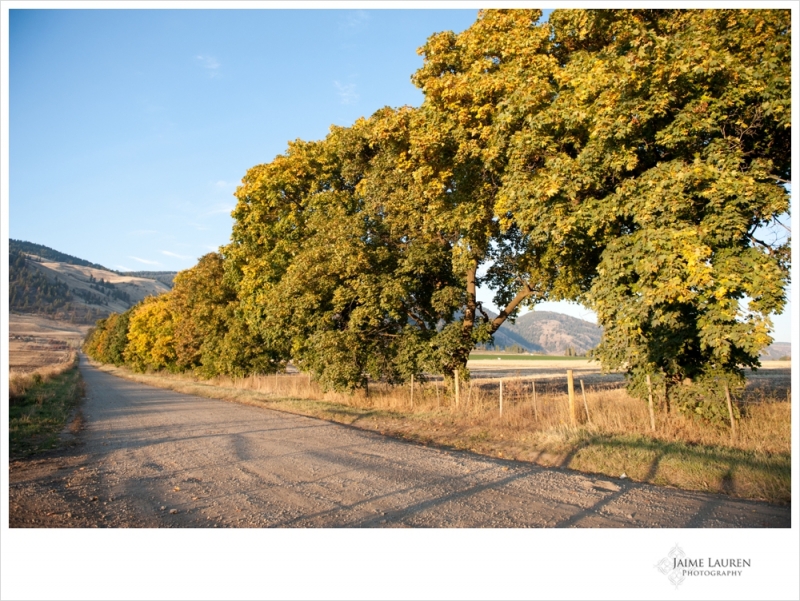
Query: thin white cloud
xmin=129 ymin=256 xmax=161 ymax=266
xmin=161 ymin=250 xmax=192 ymax=260
xmin=214 ymin=180 xmax=233 ymax=189
xmin=339 ymin=10 xmax=369 ymax=32
xmin=117 ymin=265 xmax=133 ymax=272
xmin=196 ymin=54 xmax=221 ymax=78
xmin=200 ymin=203 xmax=236 ymax=217
xmin=334 ymin=81 xmax=359 ymax=105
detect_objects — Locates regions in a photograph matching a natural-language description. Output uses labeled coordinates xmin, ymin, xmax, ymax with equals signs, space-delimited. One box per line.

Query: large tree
xmin=492 ymin=9 xmax=791 ymax=410
xmin=408 ymin=9 xmax=561 ymax=374
xmin=225 ymin=8 xmax=789 ymax=402
xmin=225 ymin=109 xmax=471 ymax=390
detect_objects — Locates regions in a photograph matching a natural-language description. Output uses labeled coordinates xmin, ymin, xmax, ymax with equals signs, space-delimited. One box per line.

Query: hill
xmin=488 ymin=308 xmax=789 ymax=359
xmin=9 ymin=242 xmax=177 ymax=324
xmin=10 ymin=239 xmax=109 ymax=271
xmin=760 ymin=342 xmax=791 ymax=360
xmin=487 ymin=309 xmax=602 ymax=356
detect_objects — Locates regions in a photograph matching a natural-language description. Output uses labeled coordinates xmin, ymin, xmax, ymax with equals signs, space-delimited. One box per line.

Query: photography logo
xmin=656 ymin=544 xmax=751 ymax=588
xmin=656 ymin=544 xmax=689 ymax=588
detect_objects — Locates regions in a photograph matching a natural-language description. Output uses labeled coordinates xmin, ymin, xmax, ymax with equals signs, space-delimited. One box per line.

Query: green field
xmin=468 ymin=353 xmax=589 ymax=361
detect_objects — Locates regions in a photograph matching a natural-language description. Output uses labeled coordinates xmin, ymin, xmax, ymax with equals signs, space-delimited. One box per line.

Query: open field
xmin=89 ymin=357 xmax=792 ymax=503
xmin=469 ymin=353 xmax=590 ymax=361
xmin=9 ymin=313 xmax=90 ymax=373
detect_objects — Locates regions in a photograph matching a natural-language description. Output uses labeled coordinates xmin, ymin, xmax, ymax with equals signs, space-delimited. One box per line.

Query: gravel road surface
xmin=9 ymin=355 xmax=790 ymax=528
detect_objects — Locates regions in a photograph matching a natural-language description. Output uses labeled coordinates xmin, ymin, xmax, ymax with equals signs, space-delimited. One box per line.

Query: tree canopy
xmin=85 ymin=9 xmax=790 ymax=415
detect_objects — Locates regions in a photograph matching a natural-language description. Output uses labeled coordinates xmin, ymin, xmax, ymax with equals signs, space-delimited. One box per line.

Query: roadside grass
xmin=9 ymin=353 xmax=85 ymax=459
xmin=89 ymin=360 xmax=791 ymax=503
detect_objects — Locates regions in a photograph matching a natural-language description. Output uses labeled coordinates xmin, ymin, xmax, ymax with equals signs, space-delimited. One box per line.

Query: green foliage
xmin=670 ymin=373 xmax=744 ymax=424
xmin=535 ymin=9 xmax=790 ymax=404
xmin=170 ymin=252 xmax=281 ymax=377
xmin=82 ymin=10 xmax=790 ymax=413
xmin=84 ymin=254 xmax=280 ymax=378
xmin=225 ymin=110 xmax=469 ymax=390
xmin=445 ymin=9 xmax=791 ymax=407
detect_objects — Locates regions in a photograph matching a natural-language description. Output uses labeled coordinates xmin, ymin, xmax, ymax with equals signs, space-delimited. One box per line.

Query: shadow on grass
xmin=563 ymin=433 xmax=790 ymax=503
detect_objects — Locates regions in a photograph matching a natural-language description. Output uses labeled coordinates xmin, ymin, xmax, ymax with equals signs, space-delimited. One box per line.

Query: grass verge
xmin=9 ymin=356 xmax=85 ymax=459
xmin=89 ymin=360 xmax=791 ymax=504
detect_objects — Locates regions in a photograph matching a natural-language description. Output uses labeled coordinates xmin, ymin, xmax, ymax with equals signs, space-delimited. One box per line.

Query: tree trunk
xmin=443 ymin=261 xmax=480 ymax=379
xmin=462 ymin=260 xmax=478 ymax=336
xmin=446 ymin=265 xmax=534 ymax=381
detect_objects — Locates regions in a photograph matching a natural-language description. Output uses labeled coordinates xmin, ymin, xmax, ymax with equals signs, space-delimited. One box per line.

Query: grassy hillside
xmin=9 ymin=241 xmax=175 ymax=324
xmin=10 ymin=239 xmax=108 ymax=270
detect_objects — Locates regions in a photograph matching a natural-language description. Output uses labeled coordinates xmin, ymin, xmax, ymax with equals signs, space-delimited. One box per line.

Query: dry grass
xmin=9 ymin=353 xmax=79 ymax=403
xmin=9 ymin=313 xmax=89 ymax=373
xmin=205 ymin=373 xmax=790 ymax=454
xmin=90 ymin=363 xmax=792 ymax=503
xmin=9 ymin=352 xmax=85 ymax=458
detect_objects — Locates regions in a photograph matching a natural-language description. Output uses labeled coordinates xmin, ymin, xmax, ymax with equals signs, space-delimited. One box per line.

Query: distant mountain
xmin=488 ymin=308 xmax=790 ymax=359
xmin=761 ymin=342 xmax=791 ymax=360
xmin=10 ymin=239 xmax=109 ymax=271
xmin=486 ymin=309 xmax=603 ymax=356
xmin=119 ymin=271 xmax=177 ymax=289
xmin=9 ymin=241 xmax=176 ymax=324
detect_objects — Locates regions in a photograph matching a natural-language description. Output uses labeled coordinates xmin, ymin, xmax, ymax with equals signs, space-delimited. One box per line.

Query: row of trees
xmin=85 ymin=9 xmax=790 ymax=416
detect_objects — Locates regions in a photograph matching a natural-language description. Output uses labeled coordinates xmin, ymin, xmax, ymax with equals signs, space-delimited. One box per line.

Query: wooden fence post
xmin=532 ymin=380 xmax=538 ymax=419
xmin=580 ymin=379 xmax=592 ymax=425
xmin=724 ymin=383 xmax=737 ymax=439
xmin=646 ymin=374 xmax=656 ymax=432
xmin=454 ymin=369 xmax=460 ymax=408
xmin=567 ymin=370 xmax=576 ymax=426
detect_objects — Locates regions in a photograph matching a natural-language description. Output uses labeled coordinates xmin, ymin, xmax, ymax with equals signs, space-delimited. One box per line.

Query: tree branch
xmin=748 ymin=234 xmax=775 ymax=255
xmin=406 ymin=310 xmax=428 ymax=331
xmin=488 ymin=283 xmax=533 ymax=333
xmin=476 ymin=301 xmax=490 ymax=323
xmin=773 ymin=219 xmax=792 ymax=234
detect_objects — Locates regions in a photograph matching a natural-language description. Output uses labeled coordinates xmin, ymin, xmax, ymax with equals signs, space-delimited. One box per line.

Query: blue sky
xmin=9 ymin=9 xmax=479 ymax=268
xmin=7 ymin=8 xmax=792 ymax=339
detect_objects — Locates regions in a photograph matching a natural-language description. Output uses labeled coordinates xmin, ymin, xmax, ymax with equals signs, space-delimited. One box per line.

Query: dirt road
xmin=9 ymin=355 xmax=790 ymax=528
